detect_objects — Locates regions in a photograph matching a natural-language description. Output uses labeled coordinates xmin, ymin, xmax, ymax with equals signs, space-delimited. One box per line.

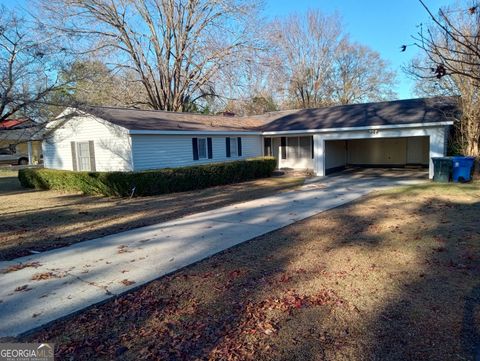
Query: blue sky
xmin=265 ymin=0 xmax=454 ymax=99
xmin=2 ymin=0 xmax=453 ymax=99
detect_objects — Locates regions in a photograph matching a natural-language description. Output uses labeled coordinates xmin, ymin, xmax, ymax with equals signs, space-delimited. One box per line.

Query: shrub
xmin=18 ymin=157 xmax=277 ymax=197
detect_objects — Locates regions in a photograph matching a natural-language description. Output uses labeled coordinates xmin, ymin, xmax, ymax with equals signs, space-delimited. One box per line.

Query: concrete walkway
xmin=0 ymin=170 xmax=426 ymax=337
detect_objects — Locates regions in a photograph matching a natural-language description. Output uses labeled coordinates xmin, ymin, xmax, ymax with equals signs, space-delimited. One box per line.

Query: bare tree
xmin=0 ymin=6 xmax=70 ymax=122
xmin=39 ymin=0 xmax=261 ymax=112
xmin=268 ymin=10 xmax=343 ymax=109
xmin=57 ymin=60 xmax=149 ymax=108
xmin=412 ymin=0 xmax=480 ymax=82
xmin=331 ymin=39 xmax=397 ymax=105
xmin=268 ymin=10 xmax=397 ymax=109
xmin=406 ymin=1 xmax=479 ymax=157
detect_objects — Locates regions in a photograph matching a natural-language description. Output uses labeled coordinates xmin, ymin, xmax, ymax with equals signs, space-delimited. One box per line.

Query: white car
xmin=0 ymin=147 xmax=29 ymax=165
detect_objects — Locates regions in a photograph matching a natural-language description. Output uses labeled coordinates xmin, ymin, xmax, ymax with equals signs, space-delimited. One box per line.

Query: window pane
xmin=287 ymin=137 xmax=298 ymax=159
xmin=230 ymin=137 xmax=237 ymax=157
xmin=77 ymin=142 xmax=91 ymax=171
xmin=198 ymin=138 xmax=207 ymax=159
xmin=299 ymin=137 xmax=311 ymax=159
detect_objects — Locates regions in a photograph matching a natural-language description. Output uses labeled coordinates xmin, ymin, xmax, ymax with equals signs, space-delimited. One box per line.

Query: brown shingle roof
xmin=254 ymin=96 xmax=459 ymax=132
xmin=81 ymin=106 xmax=267 ymax=132
xmin=80 ymin=96 xmax=458 ymax=133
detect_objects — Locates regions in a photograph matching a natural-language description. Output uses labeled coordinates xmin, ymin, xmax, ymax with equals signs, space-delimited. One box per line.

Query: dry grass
xmin=21 ymin=181 xmax=480 ymax=361
xmin=0 ymin=171 xmax=304 ymax=260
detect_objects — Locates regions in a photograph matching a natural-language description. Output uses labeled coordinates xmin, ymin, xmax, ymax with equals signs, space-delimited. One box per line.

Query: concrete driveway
xmin=0 ymin=169 xmax=426 ymax=338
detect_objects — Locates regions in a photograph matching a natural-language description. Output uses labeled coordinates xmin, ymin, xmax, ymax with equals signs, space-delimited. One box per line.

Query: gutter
xmin=261 ymin=121 xmax=454 ymax=135
xmin=128 ymin=121 xmax=454 ymax=136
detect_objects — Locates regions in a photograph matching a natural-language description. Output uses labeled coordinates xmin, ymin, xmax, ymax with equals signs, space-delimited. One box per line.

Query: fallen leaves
xmin=14 ymin=284 xmax=32 ymax=292
xmin=120 ymin=279 xmax=135 ymax=286
xmin=117 ymin=245 xmax=133 ymax=254
xmin=31 ymin=272 xmax=66 ymax=281
xmin=1 ymin=262 xmax=42 ymax=274
xmin=16 ymin=184 xmax=480 ymax=361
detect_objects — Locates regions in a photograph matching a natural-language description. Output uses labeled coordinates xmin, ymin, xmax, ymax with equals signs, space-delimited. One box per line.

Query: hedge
xmin=18 ymin=157 xmax=277 ymax=197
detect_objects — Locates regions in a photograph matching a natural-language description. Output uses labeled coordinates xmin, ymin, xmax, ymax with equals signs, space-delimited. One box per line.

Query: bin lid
xmin=452 ymin=156 xmax=476 ymax=160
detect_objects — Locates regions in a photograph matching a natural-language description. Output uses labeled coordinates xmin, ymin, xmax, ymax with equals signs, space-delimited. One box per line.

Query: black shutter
xmin=237 ymin=137 xmax=242 ymax=156
xmin=207 ymin=137 xmax=213 ymax=159
xmin=225 ymin=137 xmax=231 ymax=157
xmin=281 ymin=137 xmax=287 ymax=159
xmin=88 ymin=140 xmax=96 ymax=171
xmin=192 ymin=138 xmax=199 ymax=160
xmin=311 ymin=136 xmax=314 ymax=159
xmin=264 ymin=138 xmax=272 ymax=156
xmin=71 ymin=141 xmax=77 ymax=171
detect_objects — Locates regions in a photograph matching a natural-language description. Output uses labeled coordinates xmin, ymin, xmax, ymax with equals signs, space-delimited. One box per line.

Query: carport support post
xmin=27 ymin=141 xmax=33 ymax=165
xmin=313 ymin=134 xmax=325 ymax=176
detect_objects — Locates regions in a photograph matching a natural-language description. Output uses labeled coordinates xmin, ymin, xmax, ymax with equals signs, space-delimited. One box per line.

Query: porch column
xmin=428 ymin=127 xmax=447 ymax=179
xmin=27 ymin=141 xmax=33 ymax=165
xmin=313 ymin=134 xmax=325 ymax=176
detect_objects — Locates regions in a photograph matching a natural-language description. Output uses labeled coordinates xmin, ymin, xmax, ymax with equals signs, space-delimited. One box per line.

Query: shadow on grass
xmin=0 ymin=176 xmax=29 ymax=196
xmin=0 ymin=177 xmax=304 ymax=260
xmin=18 ymin=183 xmax=480 ymax=360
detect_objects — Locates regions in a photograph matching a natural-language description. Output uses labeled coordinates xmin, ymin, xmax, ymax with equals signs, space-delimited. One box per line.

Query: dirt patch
xmin=0 ymin=173 xmax=303 ymax=260
xmin=20 ymin=181 xmax=480 ymax=360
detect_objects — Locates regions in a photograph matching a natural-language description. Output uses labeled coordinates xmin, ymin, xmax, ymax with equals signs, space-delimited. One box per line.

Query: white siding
xmin=325 ymin=140 xmax=346 ymax=170
xmin=43 ymin=115 xmax=132 ymax=171
xmin=406 ymin=136 xmax=429 ymax=164
xmin=131 ymin=134 xmax=262 ymax=170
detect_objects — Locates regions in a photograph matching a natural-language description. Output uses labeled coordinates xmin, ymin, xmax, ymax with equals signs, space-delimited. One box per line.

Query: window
xmin=283 ymin=136 xmax=312 ymax=160
xmin=287 ymin=137 xmax=299 ymax=159
xmin=77 ymin=142 xmax=92 ymax=171
xmin=230 ymin=137 xmax=238 ymax=157
xmin=226 ymin=137 xmax=242 ymax=158
xmin=197 ymin=138 xmax=207 ymax=159
xmin=299 ymin=137 xmax=311 ymax=159
xmin=193 ymin=137 xmax=212 ymax=160
xmin=0 ymin=148 xmax=12 ymax=155
xmin=71 ymin=141 xmax=96 ymax=171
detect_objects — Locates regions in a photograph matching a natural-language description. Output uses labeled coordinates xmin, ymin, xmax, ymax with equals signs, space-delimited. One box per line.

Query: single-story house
xmin=43 ymin=96 xmax=458 ymax=179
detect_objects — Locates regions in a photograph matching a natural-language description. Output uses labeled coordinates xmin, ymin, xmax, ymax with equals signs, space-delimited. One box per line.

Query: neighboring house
xmin=0 ymin=119 xmax=44 ymax=165
xmin=43 ymin=96 xmax=457 ymax=179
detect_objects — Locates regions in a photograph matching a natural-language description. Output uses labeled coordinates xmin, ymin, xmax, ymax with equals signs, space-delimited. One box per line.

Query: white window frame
xmin=198 ymin=138 xmax=207 ymax=159
xmin=230 ymin=137 xmax=238 ymax=157
xmin=77 ymin=141 xmax=92 ymax=171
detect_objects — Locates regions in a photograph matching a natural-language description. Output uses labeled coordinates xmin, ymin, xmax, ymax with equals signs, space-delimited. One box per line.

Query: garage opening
xmin=325 ymin=136 xmax=430 ymax=175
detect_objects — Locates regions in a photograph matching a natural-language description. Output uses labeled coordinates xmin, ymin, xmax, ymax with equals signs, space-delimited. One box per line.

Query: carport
xmin=324 ymin=136 xmax=430 ymax=175
xmin=261 ymin=97 xmax=457 ymax=179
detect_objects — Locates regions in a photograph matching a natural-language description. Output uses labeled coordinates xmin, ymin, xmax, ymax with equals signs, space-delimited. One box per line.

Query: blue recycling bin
xmin=452 ymin=156 xmax=475 ymax=182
